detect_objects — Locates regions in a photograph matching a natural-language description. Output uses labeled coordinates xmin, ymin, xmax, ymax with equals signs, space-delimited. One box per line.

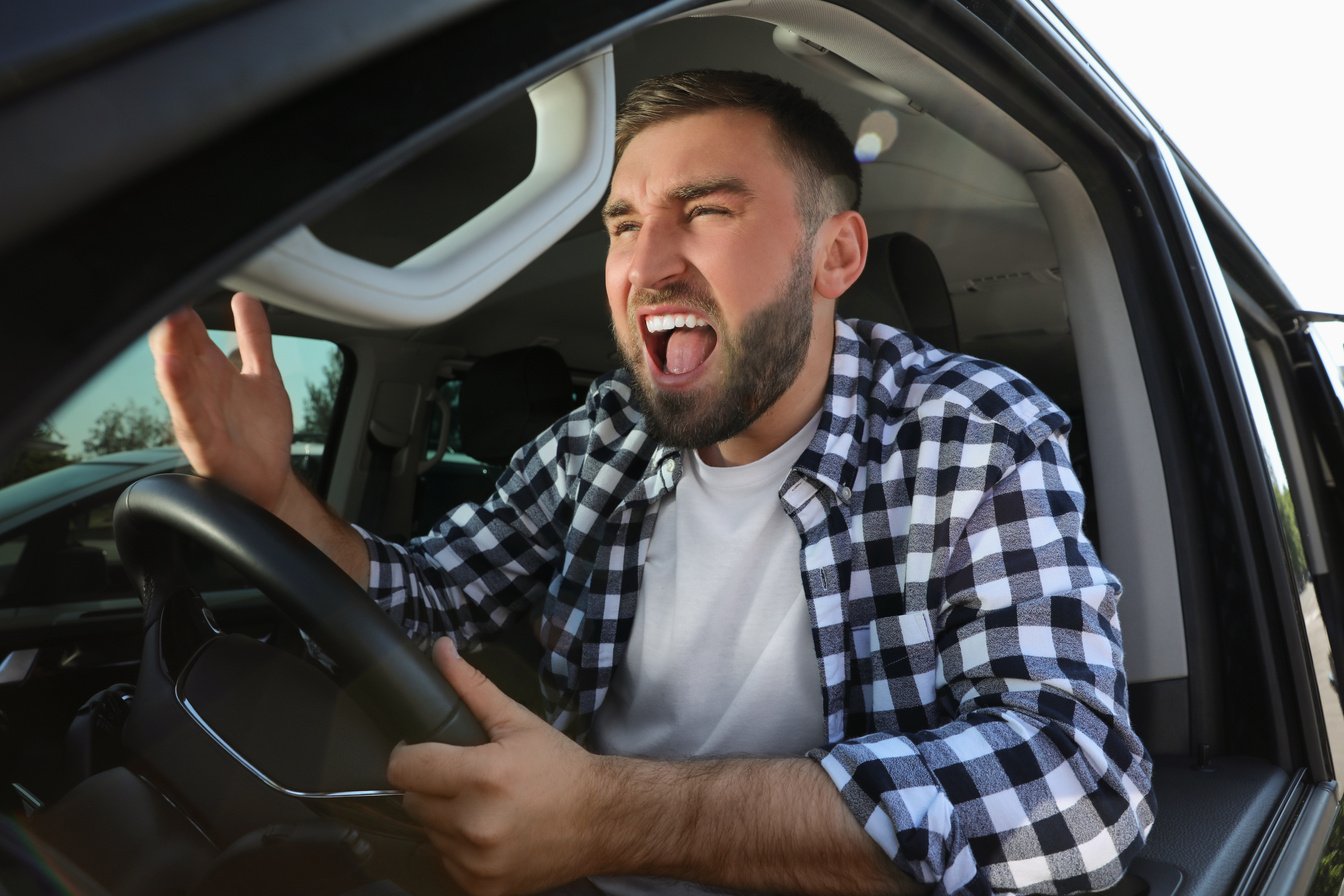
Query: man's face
xmin=603 ymin=109 xmax=818 ymax=449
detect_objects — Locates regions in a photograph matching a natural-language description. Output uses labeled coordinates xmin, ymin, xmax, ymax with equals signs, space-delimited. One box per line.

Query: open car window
xmin=0 ymin=331 xmax=347 ymax=608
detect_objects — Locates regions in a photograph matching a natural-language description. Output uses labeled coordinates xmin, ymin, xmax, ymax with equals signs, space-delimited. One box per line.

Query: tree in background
xmin=1274 ymin=484 xmax=1307 ymax=575
xmin=0 ymin=420 xmax=72 ymax=486
xmin=300 ymin=348 xmax=343 ymax=440
xmin=82 ymin=401 xmax=175 ymax=457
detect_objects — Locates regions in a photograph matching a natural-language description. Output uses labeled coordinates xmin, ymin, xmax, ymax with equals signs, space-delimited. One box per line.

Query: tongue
xmin=665 ymin=327 xmax=716 ymax=374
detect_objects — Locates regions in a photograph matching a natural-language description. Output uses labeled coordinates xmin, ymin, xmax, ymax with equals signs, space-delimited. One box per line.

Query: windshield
xmin=1 ymin=330 xmax=344 ymax=492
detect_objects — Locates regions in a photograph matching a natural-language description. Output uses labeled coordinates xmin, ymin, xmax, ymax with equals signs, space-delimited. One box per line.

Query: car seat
xmin=459 ymin=345 xmax=577 ymax=468
xmin=414 ymin=345 xmax=577 ymax=529
xmin=841 ymin=231 xmax=960 ymax=351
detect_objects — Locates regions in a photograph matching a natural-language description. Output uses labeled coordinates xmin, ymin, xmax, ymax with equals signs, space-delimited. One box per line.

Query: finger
xmin=433 ymin=638 xmax=531 ymax=737
xmin=150 ymin=306 xmax=230 ymax=390
xmin=148 ymin=306 xmax=210 ymax=361
xmin=400 ymin=789 xmax=453 ymax=830
xmin=149 ymin=309 xmax=221 ymax=442
xmin=231 ymin=292 xmax=280 ymax=377
xmin=388 ymin=741 xmax=471 ymax=796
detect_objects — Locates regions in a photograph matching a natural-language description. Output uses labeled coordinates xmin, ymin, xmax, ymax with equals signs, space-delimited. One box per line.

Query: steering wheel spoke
xmin=158 ymin=586 xmax=222 ymax=677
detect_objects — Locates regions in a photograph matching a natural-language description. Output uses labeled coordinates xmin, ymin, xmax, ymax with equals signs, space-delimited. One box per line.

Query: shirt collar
xmin=793 ymin=317 xmax=867 ymax=499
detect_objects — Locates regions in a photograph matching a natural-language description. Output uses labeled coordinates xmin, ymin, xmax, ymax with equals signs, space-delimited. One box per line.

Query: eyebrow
xmin=602 ymin=176 xmax=753 ymax=221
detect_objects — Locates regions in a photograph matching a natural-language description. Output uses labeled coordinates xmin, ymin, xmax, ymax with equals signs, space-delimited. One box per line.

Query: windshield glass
xmin=1 ymin=330 xmax=344 ymax=491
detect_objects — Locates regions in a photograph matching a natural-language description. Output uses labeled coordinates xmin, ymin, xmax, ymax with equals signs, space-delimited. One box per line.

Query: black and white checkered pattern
xmin=362 ymin=318 xmax=1155 ymax=894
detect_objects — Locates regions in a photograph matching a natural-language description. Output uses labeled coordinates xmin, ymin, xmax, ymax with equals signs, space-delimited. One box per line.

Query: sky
xmin=1049 ymin=0 xmax=1343 ymax=316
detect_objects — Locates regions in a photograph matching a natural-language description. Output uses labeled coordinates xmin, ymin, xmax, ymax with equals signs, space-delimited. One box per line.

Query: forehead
xmin=608 ymin=108 xmax=796 ymax=200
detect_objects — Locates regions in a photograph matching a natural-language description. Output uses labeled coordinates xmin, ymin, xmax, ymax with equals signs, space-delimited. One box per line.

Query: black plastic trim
xmin=1246 ymin=779 xmax=1338 ymax=896
xmin=1137 ymin=757 xmax=1292 ymax=896
xmin=1 ymin=1 xmax=263 ymax=97
xmin=0 ymin=0 xmax=497 ymax=247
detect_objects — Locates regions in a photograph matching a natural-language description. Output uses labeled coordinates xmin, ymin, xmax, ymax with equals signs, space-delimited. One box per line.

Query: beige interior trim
xmin=1029 ymin=164 xmax=1188 ymax=683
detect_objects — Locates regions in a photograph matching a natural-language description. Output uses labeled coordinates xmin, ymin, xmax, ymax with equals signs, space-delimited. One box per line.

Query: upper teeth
xmin=646 ymin=313 xmax=710 ymax=333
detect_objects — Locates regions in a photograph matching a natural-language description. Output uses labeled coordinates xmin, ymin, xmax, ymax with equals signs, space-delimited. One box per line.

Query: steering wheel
xmin=115 ymin=471 xmax=485 ymax=745
xmin=109 ymin=474 xmax=485 ymax=851
xmin=19 ymin=474 xmax=488 ymax=896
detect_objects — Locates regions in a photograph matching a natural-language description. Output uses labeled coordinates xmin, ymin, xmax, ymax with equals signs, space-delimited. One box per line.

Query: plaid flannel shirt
xmin=362 ymin=318 xmax=1155 ymax=895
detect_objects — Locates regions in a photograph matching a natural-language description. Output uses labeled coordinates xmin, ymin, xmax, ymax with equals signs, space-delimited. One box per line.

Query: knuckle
xmin=475 ymin=757 xmax=512 ymax=797
xmin=461 ymin=816 xmax=508 ymax=852
xmin=386 ymin=751 xmax=415 ymax=790
xmin=461 ymin=661 xmax=491 ymax=690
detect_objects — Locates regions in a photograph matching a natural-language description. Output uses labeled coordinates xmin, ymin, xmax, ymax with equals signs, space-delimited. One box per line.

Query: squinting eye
xmin=610 ymin=221 xmax=639 ymax=237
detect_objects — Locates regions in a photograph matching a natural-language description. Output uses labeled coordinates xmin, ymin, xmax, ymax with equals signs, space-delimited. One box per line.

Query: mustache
xmin=629 ymin=282 xmax=721 ymax=324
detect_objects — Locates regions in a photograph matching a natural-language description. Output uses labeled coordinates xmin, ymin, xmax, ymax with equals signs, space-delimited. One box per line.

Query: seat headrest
xmin=841 ymin=232 xmax=959 ymax=350
xmin=459 ymin=346 xmax=575 ymax=466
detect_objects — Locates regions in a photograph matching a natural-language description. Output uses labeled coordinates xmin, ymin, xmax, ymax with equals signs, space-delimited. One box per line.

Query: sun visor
xmin=224 ymin=49 xmax=615 ymax=329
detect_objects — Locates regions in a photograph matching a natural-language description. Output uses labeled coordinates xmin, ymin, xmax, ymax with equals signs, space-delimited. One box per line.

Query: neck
xmin=697 ymin=315 xmax=834 ymax=467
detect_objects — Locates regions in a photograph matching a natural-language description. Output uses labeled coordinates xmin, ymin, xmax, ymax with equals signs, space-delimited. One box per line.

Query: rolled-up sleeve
xmin=812 ymin=431 xmax=1155 ymax=895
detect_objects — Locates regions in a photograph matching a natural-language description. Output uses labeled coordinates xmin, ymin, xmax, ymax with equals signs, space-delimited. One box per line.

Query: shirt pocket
xmin=868 ymin=608 xmax=940 ymax=733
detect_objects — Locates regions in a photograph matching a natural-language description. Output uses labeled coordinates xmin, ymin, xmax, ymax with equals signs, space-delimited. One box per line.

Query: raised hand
xmin=149 ymin=292 xmax=297 ymax=515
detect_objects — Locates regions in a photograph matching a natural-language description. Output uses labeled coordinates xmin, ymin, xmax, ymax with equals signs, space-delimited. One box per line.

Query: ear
xmin=812 ymin=210 xmax=868 ymax=301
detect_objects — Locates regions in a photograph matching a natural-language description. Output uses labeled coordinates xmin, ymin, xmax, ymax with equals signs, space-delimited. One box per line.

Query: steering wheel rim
xmin=113 ymin=472 xmax=486 ymax=748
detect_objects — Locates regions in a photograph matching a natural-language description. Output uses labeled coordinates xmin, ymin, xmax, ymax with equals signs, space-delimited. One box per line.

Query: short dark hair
xmin=614 ymin=70 xmax=861 ymax=235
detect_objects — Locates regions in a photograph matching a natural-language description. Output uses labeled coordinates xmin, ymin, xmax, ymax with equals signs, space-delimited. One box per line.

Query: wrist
xmin=568 ymin=756 xmax=904 ymax=895
xmin=578 ymin=754 xmax=710 ymax=880
xmin=269 ymin=469 xmax=311 ymax=523
xmin=575 ymin=752 xmax=627 ymax=875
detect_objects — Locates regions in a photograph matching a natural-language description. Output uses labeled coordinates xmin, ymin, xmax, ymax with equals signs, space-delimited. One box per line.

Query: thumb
xmin=433 ymin=637 xmax=531 ymax=738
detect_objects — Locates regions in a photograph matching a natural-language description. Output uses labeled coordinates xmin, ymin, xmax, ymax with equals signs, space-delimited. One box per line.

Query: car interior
xmin=1 ymin=2 xmax=1336 ymax=894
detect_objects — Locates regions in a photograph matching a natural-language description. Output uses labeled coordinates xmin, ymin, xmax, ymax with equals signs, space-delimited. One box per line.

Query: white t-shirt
xmin=589 ymin=413 xmax=826 ymax=896
xmin=591 ymin=410 xmax=826 ymax=760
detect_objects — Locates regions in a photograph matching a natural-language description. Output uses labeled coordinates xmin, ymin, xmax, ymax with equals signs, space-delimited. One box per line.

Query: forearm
xmin=585 ymin=755 xmax=923 ymax=895
xmin=271 ymin=469 xmax=370 ymax=587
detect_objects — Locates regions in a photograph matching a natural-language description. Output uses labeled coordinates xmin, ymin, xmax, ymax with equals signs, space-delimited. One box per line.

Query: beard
xmin=614 ymin=245 xmax=815 ymax=450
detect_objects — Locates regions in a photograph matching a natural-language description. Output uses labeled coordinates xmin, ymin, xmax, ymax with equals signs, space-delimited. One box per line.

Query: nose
xmin=625 ymin=217 xmax=688 ymax=291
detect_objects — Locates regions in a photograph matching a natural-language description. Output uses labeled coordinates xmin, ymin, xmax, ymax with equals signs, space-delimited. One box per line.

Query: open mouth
xmin=641 ymin=311 xmax=719 ymax=377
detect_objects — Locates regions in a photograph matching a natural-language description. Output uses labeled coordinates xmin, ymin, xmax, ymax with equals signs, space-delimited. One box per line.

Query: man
xmin=151 ymin=70 xmax=1154 ymax=895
